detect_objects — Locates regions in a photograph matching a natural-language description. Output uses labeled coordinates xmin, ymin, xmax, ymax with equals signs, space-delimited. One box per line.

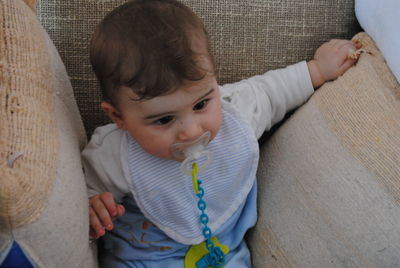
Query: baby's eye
xmin=193 ymin=99 xmax=209 ymax=111
xmin=153 ymin=115 xmax=174 ymax=125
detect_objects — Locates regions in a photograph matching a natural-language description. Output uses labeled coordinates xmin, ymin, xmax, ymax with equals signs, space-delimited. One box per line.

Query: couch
xmin=1 ymin=0 xmax=399 ymax=267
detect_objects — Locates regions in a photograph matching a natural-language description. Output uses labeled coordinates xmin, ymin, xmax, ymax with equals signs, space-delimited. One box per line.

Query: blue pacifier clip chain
xmin=191 ymin=163 xmax=226 ymax=268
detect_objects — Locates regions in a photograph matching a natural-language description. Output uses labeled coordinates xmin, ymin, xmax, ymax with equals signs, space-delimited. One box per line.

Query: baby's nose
xmin=177 ymin=118 xmax=203 ymax=141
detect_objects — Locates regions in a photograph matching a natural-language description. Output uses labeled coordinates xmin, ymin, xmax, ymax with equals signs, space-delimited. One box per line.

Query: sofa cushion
xmin=0 ymin=0 xmax=96 ymax=267
xmin=22 ymin=0 xmax=36 ymax=10
xmin=248 ymin=32 xmax=400 ymax=267
xmin=0 ymin=0 xmax=57 ymax=233
xmin=37 ymin=0 xmax=360 ymax=136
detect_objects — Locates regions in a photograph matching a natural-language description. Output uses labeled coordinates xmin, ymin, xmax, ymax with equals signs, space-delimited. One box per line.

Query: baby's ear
xmin=101 ymin=102 xmax=125 ymax=129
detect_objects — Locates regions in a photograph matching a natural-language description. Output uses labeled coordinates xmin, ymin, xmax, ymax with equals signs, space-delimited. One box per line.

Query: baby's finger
xmin=90 ymin=199 xmax=114 ymax=231
xmin=338 ymin=58 xmax=357 ymax=76
xmin=110 ymin=205 xmax=125 ymax=221
xmin=353 ymin=39 xmax=362 ymax=49
xmin=89 ymin=226 xmax=100 ymax=239
xmin=334 ymin=40 xmax=354 ymax=50
xmin=117 ymin=204 xmax=125 ymax=217
xmin=89 ymin=207 xmax=106 ymax=237
xmin=100 ymin=192 xmax=119 ymax=218
xmin=339 ymin=43 xmax=357 ymax=59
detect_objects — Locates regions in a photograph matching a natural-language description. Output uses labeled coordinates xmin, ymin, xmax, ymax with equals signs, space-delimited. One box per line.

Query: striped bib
xmin=126 ymin=103 xmax=259 ymax=245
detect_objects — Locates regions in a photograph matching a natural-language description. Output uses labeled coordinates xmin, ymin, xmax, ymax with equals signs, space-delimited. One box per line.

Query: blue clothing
xmin=100 ymin=184 xmax=257 ymax=266
xmin=100 ymin=240 xmax=251 ymax=268
xmin=0 ymin=241 xmax=35 ymax=268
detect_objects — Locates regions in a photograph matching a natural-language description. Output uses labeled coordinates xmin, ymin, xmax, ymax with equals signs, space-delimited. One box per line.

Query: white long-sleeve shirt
xmin=82 ymin=61 xmax=314 ymax=202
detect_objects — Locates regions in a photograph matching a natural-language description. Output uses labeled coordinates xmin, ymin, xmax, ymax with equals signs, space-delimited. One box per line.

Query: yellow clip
xmin=185 ymin=237 xmax=230 ymax=268
xmin=191 ymin=163 xmax=199 ymax=194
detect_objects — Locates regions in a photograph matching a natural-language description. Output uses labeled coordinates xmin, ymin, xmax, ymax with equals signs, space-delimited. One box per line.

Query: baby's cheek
xmin=142 ymin=139 xmax=174 ymax=160
xmin=210 ymin=111 xmax=222 ymax=140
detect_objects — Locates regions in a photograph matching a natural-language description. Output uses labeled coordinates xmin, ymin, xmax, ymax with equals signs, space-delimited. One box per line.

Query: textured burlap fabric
xmin=37 ymin=0 xmax=360 ymax=136
xmin=248 ymin=33 xmax=400 ymax=267
xmin=0 ymin=0 xmax=96 ymax=267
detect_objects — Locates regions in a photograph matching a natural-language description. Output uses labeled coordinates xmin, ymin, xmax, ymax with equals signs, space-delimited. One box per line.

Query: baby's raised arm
xmin=307 ymin=39 xmax=362 ymax=88
xmin=89 ymin=192 xmax=125 ymax=239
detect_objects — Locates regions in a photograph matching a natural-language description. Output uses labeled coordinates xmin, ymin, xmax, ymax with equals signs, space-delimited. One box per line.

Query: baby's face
xmin=113 ymin=74 xmax=222 ymax=161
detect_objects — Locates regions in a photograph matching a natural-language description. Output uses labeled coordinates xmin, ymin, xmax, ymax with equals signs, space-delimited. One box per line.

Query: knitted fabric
xmin=0 ymin=1 xmax=95 ymax=266
xmin=249 ymin=33 xmax=400 ymax=267
xmin=0 ymin=0 xmax=58 ymax=229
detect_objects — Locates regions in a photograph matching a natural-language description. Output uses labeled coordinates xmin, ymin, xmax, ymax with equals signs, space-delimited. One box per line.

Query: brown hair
xmin=90 ymin=0 xmax=215 ymax=105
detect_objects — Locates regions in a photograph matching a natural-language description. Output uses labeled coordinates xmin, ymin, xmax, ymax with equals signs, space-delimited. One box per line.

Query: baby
xmin=82 ymin=0 xmax=360 ymax=267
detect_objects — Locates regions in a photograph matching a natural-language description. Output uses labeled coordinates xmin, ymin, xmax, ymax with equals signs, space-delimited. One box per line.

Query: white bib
xmin=125 ymin=103 xmax=259 ymax=245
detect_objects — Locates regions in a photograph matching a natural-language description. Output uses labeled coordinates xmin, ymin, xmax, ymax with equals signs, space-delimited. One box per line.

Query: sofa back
xmin=37 ymin=0 xmax=360 ymax=136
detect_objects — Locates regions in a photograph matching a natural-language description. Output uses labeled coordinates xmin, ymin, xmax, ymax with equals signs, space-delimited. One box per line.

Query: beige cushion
xmin=248 ymin=32 xmax=400 ymax=267
xmin=22 ymin=0 xmax=36 ymax=10
xmin=0 ymin=0 xmax=96 ymax=267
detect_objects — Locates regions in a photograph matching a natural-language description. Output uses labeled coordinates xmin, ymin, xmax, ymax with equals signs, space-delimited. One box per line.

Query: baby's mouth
xmin=170 ymin=131 xmax=211 ymax=161
xmin=170 ymin=131 xmax=213 ymax=175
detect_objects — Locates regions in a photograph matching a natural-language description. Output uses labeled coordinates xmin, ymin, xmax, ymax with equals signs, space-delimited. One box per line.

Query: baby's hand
xmin=308 ymin=39 xmax=362 ymax=88
xmin=89 ymin=192 xmax=125 ymax=239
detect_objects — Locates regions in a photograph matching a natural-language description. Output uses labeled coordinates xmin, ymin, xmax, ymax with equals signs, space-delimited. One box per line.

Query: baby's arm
xmin=220 ymin=61 xmax=314 ymax=139
xmin=82 ymin=125 xmax=131 ymax=239
xmin=89 ymin=192 xmax=125 ymax=239
xmin=220 ymin=39 xmax=361 ymax=139
xmin=307 ymin=39 xmax=361 ymax=88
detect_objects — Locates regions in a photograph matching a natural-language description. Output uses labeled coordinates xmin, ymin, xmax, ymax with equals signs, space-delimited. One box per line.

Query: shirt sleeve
xmin=219 ymin=61 xmax=314 ymax=139
xmin=81 ymin=124 xmax=130 ymax=203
